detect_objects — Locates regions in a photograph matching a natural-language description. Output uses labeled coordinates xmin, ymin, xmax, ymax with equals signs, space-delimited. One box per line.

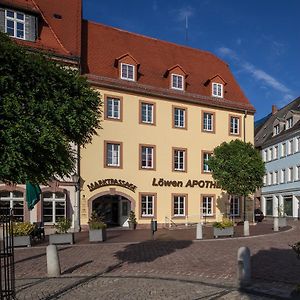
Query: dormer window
xmin=171 ymin=74 xmax=184 ymax=90
xmin=212 ymin=83 xmax=223 ymax=98
xmin=121 ymin=63 xmax=135 ymax=81
xmin=286 ymin=117 xmax=293 ymax=130
xmin=5 ymin=10 xmax=25 ymax=40
xmin=273 ymin=124 xmax=280 ymax=136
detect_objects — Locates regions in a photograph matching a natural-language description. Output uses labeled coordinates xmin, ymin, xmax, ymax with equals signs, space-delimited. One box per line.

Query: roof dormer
xmin=273 ymin=117 xmax=285 ymax=136
xmin=205 ymin=74 xmax=227 ymax=98
xmin=284 ymin=110 xmax=300 ymax=130
xmin=115 ymin=53 xmax=139 ymax=82
xmin=165 ymin=65 xmax=187 ymax=91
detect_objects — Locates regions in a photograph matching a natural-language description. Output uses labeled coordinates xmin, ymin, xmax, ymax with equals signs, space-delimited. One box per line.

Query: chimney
xmin=272 ymin=105 xmax=278 ymax=115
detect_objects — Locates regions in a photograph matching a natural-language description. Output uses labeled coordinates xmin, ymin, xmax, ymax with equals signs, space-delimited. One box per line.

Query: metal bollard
xmin=237 ymin=246 xmax=251 ymax=287
xmin=196 ymin=223 xmax=203 ymax=240
xmin=274 ymin=217 xmax=279 ymax=232
xmin=243 ymin=221 xmax=249 ymax=236
xmin=47 ymin=245 xmax=61 ymax=277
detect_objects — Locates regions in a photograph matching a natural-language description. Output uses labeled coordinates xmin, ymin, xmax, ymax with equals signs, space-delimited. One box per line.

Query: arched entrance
xmin=91 ymin=194 xmax=132 ymax=227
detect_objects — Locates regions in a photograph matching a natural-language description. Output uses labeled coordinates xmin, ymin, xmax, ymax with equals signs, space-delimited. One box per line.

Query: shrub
xmin=88 ymin=211 xmax=107 ymax=230
xmin=213 ymin=218 xmax=234 ymax=229
xmin=12 ymin=222 xmax=35 ymax=236
xmin=54 ymin=218 xmax=71 ymax=234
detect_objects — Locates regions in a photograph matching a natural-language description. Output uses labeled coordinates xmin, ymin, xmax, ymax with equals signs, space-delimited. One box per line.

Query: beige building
xmin=80 ymin=21 xmax=255 ymax=229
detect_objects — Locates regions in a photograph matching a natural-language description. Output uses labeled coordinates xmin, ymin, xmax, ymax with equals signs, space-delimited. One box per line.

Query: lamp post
xmin=71 ymin=173 xmax=80 ymax=232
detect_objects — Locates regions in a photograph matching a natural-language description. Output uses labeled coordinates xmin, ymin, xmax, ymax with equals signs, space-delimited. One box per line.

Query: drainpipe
xmin=243 ymin=110 xmax=247 ymax=221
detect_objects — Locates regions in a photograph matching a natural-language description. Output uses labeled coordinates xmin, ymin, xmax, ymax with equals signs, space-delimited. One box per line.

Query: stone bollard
xmin=243 ymin=221 xmax=249 ymax=236
xmin=237 ymin=246 xmax=251 ymax=287
xmin=274 ymin=217 xmax=279 ymax=232
xmin=47 ymin=245 xmax=61 ymax=277
xmin=196 ymin=223 xmax=203 ymax=240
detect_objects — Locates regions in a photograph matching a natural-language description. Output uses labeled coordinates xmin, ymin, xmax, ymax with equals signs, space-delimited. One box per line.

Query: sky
xmin=82 ymin=0 xmax=300 ymax=120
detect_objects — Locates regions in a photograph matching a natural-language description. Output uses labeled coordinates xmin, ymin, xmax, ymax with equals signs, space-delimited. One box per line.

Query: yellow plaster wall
xmin=80 ymin=87 xmax=254 ymax=225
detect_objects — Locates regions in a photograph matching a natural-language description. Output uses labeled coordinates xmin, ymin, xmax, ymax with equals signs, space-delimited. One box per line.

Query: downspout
xmin=243 ymin=110 xmax=247 ymax=221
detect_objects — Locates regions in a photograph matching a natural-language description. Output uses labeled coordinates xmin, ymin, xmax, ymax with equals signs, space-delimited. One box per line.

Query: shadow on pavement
xmin=62 ymin=260 xmax=94 ymax=274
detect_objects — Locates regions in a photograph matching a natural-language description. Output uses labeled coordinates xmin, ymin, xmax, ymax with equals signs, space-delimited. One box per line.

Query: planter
xmin=89 ymin=229 xmax=106 ymax=242
xmin=49 ymin=233 xmax=74 ymax=245
xmin=213 ymin=227 xmax=234 ymax=238
xmin=13 ymin=235 xmax=32 ymax=247
xmin=128 ymin=221 xmax=137 ymax=230
xmin=278 ymin=217 xmax=287 ymax=228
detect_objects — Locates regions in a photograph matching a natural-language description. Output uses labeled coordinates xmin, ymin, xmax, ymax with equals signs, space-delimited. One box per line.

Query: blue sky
xmin=83 ymin=0 xmax=300 ymax=120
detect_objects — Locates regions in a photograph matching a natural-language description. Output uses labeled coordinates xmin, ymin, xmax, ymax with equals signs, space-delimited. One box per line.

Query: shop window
xmin=265 ymin=197 xmax=273 ymax=216
xmin=202 ymin=195 xmax=214 ymax=216
xmin=140 ymin=194 xmax=155 ymax=217
xmin=0 ymin=191 xmax=24 ymax=221
xmin=230 ymin=196 xmax=240 ymax=217
xmin=173 ymin=195 xmax=186 ymax=217
xmin=284 ymin=195 xmax=293 ymax=216
xmin=42 ymin=192 xmax=66 ymax=223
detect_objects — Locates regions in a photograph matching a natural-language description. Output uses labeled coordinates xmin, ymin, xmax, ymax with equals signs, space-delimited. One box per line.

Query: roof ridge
xmin=84 ymin=19 xmax=227 ymax=67
xmin=31 ymin=0 xmax=70 ymax=55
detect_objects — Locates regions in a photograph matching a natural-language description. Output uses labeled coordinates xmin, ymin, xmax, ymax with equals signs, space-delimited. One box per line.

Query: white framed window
xmin=288 ymin=167 xmax=293 ymax=182
xmin=296 ymin=165 xmax=300 ymax=181
xmin=273 ymin=124 xmax=280 ymax=136
xmin=173 ymin=149 xmax=186 ymax=171
xmin=268 ymin=172 xmax=272 ymax=185
xmin=274 ymin=146 xmax=278 ymax=160
xmin=281 ymin=169 xmax=286 ymax=183
xmin=202 ymin=196 xmax=213 ymax=216
xmin=171 ymin=74 xmax=184 ymax=90
xmin=283 ymin=195 xmax=293 ymax=216
xmin=281 ymin=143 xmax=286 ymax=157
xmin=106 ymin=97 xmax=120 ymax=119
xmin=263 ymin=150 xmax=267 ymax=162
xmin=141 ymin=103 xmax=154 ymax=124
xmin=106 ymin=143 xmax=121 ymax=167
xmin=273 ymin=171 xmax=278 ymax=185
xmin=203 ymin=112 xmax=214 ymax=132
xmin=230 ymin=196 xmax=240 ymax=217
xmin=141 ymin=195 xmax=154 ymax=217
xmin=5 ymin=9 xmax=25 ymax=40
xmin=0 ymin=191 xmax=24 ymax=221
xmin=212 ymin=83 xmax=223 ymax=98
xmin=296 ymin=137 xmax=300 ymax=152
xmin=286 ymin=117 xmax=293 ymax=129
xmin=230 ymin=116 xmax=240 ymax=135
xmin=174 ymin=107 xmax=186 ymax=128
xmin=141 ymin=146 xmax=154 ymax=169
xmin=203 ymin=152 xmax=212 ymax=173
xmin=121 ymin=63 xmax=135 ymax=81
xmin=263 ymin=174 xmax=267 ymax=186
xmin=173 ymin=195 xmax=185 ymax=216
xmin=268 ymin=148 xmax=273 ymax=161
xmin=43 ymin=192 xmax=66 ymax=223
xmin=288 ymin=139 xmax=294 ymax=155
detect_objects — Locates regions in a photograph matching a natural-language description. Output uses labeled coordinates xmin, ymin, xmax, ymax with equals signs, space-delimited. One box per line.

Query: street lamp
xmin=71 ymin=173 xmax=80 ymax=232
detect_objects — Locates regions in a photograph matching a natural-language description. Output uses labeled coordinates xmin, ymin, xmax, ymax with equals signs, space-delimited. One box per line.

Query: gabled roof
xmin=1 ymin=0 xmax=81 ymax=59
xmin=81 ymin=21 xmax=255 ymax=113
xmin=255 ymin=97 xmax=300 ymax=148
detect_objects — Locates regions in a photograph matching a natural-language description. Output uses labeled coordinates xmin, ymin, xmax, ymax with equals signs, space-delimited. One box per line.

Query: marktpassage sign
xmin=152 ymin=178 xmax=221 ymax=189
xmin=87 ymin=179 xmax=137 ymax=192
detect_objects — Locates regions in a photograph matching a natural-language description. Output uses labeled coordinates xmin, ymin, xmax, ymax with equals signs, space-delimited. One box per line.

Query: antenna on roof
xmin=185 ymin=15 xmax=188 ymax=45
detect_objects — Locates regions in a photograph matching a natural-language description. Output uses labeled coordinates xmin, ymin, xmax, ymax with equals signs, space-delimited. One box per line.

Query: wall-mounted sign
xmin=87 ymin=179 xmax=137 ymax=193
xmin=152 ymin=178 xmax=220 ymax=189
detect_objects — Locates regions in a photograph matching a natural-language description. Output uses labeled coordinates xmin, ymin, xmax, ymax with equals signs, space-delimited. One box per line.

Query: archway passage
xmin=92 ymin=195 xmax=131 ymax=227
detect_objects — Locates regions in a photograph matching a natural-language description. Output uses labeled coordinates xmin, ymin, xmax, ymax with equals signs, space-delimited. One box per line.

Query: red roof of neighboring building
xmin=2 ymin=0 xmax=81 ymax=59
xmin=82 ymin=20 xmax=255 ymax=112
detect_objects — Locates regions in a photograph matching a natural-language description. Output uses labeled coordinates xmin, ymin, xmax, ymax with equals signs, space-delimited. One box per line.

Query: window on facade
xmin=121 ymin=63 xmax=135 ymax=81
xmin=43 ymin=192 xmax=66 ymax=223
xmin=281 ymin=143 xmax=286 ymax=157
xmin=173 ymin=149 xmax=186 ymax=171
xmin=212 ymin=83 xmax=223 ymax=98
xmin=173 ymin=195 xmax=185 ymax=216
xmin=263 ymin=150 xmax=267 ymax=162
xmin=202 ymin=196 xmax=213 ymax=216
xmin=230 ymin=196 xmax=240 ymax=217
xmin=288 ymin=140 xmax=294 ymax=155
xmin=141 ymin=102 xmax=154 ymax=124
xmin=265 ymin=197 xmax=273 ymax=216
xmin=288 ymin=167 xmax=293 ymax=182
xmin=263 ymin=174 xmax=267 ymax=186
xmin=106 ymin=97 xmax=121 ymax=120
xmin=273 ymin=171 xmax=278 ymax=185
xmin=173 ymin=107 xmax=186 ymax=128
xmin=274 ymin=146 xmax=278 ymax=160
xmin=268 ymin=148 xmax=273 ymax=161
xmin=281 ymin=169 xmax=286 ymax=183
xmin=284 ymin=195 xmax=293 ymax=216
xmin=171 ymin=74 xmax=184 ymax=90
xmin=230 ymin=116 xmax=240 ymax=135
xmin=140 ymin=145 xmax=154 ymax=169
xmin=273 ymin=124 xmax=280 ymax=136
xmin=0 ymin=191 xmax=24 ymax=221
xmin=106 ymin=142 xmax=121 ymax=167
xmin=203 ymin=112 xmax=214 ymax=132
xmin=296 ymin=137 xmax=300 ymax=152
xmin=286 ymin=117 xmax=293 ymax=129
xmin=203 ymin=152 xmax=212 ymax=173
xmin=268 ymin=172 xmax=272 ymax=185
xmin=141 ymin=194 xmax=154 ymax=217
xmin=5 ymin=10 xmax=25 ymax=40
xmin=297 ymin=166 xmax=300 ymax=181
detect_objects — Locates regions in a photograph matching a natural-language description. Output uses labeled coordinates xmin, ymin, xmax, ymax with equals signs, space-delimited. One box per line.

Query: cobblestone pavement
xmin=14 ymin=220 xmax=300 ymax=299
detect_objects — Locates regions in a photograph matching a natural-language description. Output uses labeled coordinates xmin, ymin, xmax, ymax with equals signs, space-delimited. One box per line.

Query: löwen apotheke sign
xmin=87 ymin=178 xmax=220 ymax=193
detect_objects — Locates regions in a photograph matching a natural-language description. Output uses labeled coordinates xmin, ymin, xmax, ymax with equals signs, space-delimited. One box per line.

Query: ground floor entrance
xmin=92 ymin=195 xmax=131 ymax=227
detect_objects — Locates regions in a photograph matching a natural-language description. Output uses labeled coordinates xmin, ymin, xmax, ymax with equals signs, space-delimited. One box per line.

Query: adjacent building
xmin=255 ymin=99 xmax=300 ymax=219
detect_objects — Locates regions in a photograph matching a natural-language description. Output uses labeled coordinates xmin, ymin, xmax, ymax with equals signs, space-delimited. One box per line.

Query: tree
xmin=0 ymin=32 xmax=101 ymax=184
xmin=207 ymin=139 xmax=265 ymax=220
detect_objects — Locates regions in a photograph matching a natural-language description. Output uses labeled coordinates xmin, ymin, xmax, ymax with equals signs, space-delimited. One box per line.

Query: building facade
xmin=255 ymin=99 xmax=300 ymax=219
xmin=80 ymin=21 xmax=255 ymax=228
xmin=0 ymin=0 xmax=82 ymax=232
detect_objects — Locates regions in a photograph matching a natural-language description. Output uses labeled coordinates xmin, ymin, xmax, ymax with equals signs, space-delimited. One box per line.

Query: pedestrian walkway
xmin=14 ymin=220 xmax=300 ymax=299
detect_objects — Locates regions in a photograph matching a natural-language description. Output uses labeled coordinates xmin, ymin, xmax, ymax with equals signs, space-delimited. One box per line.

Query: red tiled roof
xmin=2 ymin=0 xmax=81 ymax=58
xmin=82 ymin=20 xmax=255 ymax=112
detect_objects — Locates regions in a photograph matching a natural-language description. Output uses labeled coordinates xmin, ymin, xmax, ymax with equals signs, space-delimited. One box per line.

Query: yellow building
xmin=80 ymin=21 xmax=255 ymax=228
